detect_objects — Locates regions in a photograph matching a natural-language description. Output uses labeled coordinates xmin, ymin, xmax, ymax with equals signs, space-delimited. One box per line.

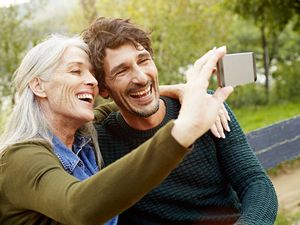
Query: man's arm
xmin=216 ymin=104 xmax=278 ymax=225
xmin=160 ymin=84 xmax=231 ymax=138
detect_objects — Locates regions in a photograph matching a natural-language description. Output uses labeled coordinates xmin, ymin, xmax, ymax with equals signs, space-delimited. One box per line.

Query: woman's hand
xmin=160 ymin=85 xmax=231 ymax=139
xmin=171 ymin=46 xmax=234 ymax=148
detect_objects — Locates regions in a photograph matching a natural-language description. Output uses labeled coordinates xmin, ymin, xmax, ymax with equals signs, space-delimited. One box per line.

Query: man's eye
xmin=139 ymin=58 xmax=150 ymax=64
xmin=115 ymin=69 xmax=126 ymax=76
xmin=71 ymin=70 xmax=81 ymax=74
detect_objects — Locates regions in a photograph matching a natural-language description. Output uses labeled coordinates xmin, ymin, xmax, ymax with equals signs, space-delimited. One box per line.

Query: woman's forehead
xmin=61 ymin=46 xmax=90 ymax=66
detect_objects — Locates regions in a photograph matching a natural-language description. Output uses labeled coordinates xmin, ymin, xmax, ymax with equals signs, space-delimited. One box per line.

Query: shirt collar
xmin=52 ymin=134 xmax=92 ymax=174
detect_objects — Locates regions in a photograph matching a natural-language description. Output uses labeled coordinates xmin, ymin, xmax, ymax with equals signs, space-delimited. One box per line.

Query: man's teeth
xmin=130 ymin=86 xmax=151 ymax=98
xmin=77 ymin=93 xmax=93 ymax=102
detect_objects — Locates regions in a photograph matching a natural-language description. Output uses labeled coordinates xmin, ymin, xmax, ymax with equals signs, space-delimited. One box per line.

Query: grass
xmin=232 ymin=101 xmax=300 ymax=133
xmin=275 ymin=210 xmax=300 ymax=225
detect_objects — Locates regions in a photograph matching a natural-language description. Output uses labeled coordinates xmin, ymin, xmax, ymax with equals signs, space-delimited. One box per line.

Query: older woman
xmin=0 ymin=34 xmax=232 ymax=225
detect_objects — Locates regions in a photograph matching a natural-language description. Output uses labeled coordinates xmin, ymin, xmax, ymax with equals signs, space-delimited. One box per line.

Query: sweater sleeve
xmin=93 ymin=101 xmax=119 ymax=123
xmin=1 ymin=121 xmax=189 ymax=225
xmin=216 ymin=104 xmax=278 ymax=225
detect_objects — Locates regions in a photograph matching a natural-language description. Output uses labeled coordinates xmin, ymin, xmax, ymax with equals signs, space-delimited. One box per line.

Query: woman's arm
xmin=2 ymin=122 xmax=189 ymax=225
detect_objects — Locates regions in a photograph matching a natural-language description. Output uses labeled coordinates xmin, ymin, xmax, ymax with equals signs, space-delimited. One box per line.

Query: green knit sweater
xmin=94 ymin=97 xmax=278 ymax=225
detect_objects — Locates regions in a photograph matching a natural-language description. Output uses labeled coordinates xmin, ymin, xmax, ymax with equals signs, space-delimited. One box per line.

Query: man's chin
xmin=132 ymin=104 xmax=160 ymax=118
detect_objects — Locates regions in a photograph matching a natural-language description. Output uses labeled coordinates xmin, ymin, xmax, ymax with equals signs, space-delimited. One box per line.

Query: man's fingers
xmin=210 ymin=124 xmax=221 ymax=138
xmin=215 ymin=116 xmax=225 ymax=138
xmin=219 ymin=108 xmax=230 ymax=132
xmin=221 ymin=103 xmax=231 ymax=122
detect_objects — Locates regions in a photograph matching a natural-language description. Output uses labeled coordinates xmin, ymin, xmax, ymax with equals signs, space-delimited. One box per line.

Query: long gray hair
xmin=0 ymin=34 xmax=103 ymax=166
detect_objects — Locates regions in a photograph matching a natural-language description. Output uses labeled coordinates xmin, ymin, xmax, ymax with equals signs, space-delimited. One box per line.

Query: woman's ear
xmin=29 ymin=77 xmax=47 ymax=98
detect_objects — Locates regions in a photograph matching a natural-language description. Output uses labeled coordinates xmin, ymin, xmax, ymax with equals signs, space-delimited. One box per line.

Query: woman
xmin=0 ymin=34 xmax=232 ymax=225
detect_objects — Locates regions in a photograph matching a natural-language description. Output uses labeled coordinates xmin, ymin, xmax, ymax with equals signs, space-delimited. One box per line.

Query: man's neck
xmin=120 ymin=99 xmax=166 ymax=131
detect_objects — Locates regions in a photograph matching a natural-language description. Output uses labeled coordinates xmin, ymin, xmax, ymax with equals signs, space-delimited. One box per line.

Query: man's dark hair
xmin=82 ymin=17 xmax=153 ymax=91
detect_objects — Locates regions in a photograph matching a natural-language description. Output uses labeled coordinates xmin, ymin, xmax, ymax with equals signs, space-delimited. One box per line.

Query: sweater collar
xmin=116 ymin=97 xmax=180 ymax=139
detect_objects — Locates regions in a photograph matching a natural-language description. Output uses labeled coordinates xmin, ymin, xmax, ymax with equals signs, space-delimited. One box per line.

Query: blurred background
xmin=0 ymin=0 xmax=299 ymax=224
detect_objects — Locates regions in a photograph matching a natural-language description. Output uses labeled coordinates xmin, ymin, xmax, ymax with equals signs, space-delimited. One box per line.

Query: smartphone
xmin=216 ymin=52 xmax=257 ymax=87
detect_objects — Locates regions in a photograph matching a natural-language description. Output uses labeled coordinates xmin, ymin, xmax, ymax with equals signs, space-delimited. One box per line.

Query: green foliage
xmin=274 ymin=212 xmax=291 ymax=225
xmin=227 ymin=84 xmax=267 ymax=108
xmin=223 ymin=0 xmax=298 ymax=31
xmin=0 ymin=1 xmax=46 ymax=108
xmin=69 ymin=0 xmax=234 ymax=84
xmin=0 ymin=0 xmax=299 ymax=115
xmin=273 ymin=60 xmax=300 ymax=101
xmin=0 ymin=5 xmax=32 ymax=97
xmin=274 ymin=210 xmax=300 ymax=225
xmin=222 ymin=0 xmax=300 ymax=102
xmin=68 ymin=0 xmax=98 ymax=33
xmin=233 ymin=101 xmax=300 ymax=133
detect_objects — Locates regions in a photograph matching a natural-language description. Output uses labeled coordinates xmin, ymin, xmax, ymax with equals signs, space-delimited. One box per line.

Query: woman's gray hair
xmin=0 ymin=34 xmax=103 ymax=166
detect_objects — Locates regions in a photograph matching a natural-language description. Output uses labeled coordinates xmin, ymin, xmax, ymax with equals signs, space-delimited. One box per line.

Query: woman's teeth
xmin=77 ymin=93 xmax=93 ymax=102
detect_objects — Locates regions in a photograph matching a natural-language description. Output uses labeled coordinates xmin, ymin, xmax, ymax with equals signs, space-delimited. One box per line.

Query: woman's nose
xmin=85 ymin=71 xmax=98 ymax=87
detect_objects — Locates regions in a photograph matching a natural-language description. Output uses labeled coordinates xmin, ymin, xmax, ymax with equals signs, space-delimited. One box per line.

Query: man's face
xmin=102 ymin=43 xmax=160 ymax=118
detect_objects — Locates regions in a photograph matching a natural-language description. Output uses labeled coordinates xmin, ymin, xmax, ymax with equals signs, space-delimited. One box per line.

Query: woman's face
xmin=42 ymin=46 xmax=99 ymax=127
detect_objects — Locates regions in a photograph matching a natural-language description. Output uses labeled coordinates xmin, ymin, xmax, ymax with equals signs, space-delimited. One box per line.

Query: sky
xmin=0 ymin=0 xmax=30 ymax=7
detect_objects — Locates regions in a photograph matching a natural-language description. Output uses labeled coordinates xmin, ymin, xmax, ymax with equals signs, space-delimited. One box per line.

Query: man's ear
xmin=99 ymin=89 xmax=110 ymax=99
xmin=29 ymin=77 xmax=47 ymax=98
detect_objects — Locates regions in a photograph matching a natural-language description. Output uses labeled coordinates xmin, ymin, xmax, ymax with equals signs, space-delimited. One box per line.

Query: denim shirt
xmin=52 ymin=134 xmax=118 ymax=225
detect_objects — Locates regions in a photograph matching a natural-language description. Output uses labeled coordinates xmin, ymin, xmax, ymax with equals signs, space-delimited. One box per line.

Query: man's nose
xmin=131 ymin=66 xmax=148 ymax=84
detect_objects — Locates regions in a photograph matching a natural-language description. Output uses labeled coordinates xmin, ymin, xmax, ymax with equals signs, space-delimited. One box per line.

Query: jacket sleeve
xmin=215 ymin=104 xmax=278 ymax=225
xmin=1 ymin=121 xmax=189 ymax=225
xmin=93 ymin=101 xmax=119 ymax=123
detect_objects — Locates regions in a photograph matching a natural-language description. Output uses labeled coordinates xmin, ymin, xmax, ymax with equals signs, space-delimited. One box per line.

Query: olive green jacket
xmin=0 ymin=103 xmax=189 ymax=225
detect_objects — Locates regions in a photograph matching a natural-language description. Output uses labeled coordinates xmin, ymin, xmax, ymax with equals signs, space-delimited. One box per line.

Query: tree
xmin=223 ymin=0 xmax=300 ymax=102
xmin=67 ymin=0 xmax=98 ymax=33
xmin=0 ymin=1 xmax=46 ymax=108
xmin=68 ymin=0 xmax=233 ymax=84
xmin=0 ymin=4 xmax=31 ymax=103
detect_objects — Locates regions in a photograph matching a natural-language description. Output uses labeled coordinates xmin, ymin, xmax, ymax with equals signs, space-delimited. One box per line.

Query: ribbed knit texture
xmin=95 ymin=97 xmax=278 ymax=225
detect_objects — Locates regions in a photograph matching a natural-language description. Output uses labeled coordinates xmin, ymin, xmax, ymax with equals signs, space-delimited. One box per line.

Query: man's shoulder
xmin=160 ymin=96 xmax=181 ymax=113
xmin=94 ymin=112 xmax=119 ymax=130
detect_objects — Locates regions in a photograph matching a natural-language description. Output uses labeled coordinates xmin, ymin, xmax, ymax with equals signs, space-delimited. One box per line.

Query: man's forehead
xmin=104 ymin=43 xmax=149 ymax=65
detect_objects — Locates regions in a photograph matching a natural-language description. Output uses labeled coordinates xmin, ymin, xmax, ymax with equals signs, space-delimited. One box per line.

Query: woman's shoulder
xmin=1 ymin=140 xmax=55 ymax=163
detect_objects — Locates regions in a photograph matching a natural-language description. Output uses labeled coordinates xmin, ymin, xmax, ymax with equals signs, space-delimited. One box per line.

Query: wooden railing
xmin=246 ymin=115 xmax=300 ymax=169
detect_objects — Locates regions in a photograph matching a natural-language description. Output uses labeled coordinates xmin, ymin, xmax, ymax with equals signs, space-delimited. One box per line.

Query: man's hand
xmin=160 ymin=84 xmax=231 ymax=139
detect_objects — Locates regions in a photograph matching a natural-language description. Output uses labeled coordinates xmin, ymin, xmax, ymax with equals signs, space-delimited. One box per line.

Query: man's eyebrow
xmin=137 ymin=52 xmax=151 ymax=59
xmin=110 ymin=63 xmax=127 ymax=76
xmin=110 ymin=51 xmax=151 ymax=75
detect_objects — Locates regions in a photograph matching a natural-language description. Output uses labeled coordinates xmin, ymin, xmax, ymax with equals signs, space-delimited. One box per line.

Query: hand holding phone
xmin=216 ymin=52 xmax=257 ymax=87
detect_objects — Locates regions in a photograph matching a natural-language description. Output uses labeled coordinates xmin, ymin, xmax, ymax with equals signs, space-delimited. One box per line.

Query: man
xmin=82 ymin=17 xmax=278 ymax=225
